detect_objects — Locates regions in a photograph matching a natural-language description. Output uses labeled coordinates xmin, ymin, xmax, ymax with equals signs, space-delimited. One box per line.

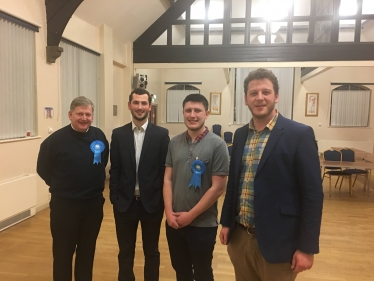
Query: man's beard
xmin=132 ymin=111 xmax=148 ymax=121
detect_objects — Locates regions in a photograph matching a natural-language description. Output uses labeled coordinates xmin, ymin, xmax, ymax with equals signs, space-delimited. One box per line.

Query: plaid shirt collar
xmin=186 ymin=126 xmax=209 ymax=142
xmin=248 ymin=110 xmax=278 ymax=132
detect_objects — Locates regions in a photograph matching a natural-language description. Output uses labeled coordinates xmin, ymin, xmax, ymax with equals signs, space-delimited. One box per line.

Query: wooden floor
xmin=1 ymin=175 xmax=374 ymax=281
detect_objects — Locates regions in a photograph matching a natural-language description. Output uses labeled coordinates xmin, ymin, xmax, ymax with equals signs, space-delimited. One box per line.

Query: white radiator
xmin=0 ymin=174 xmax=37 ymax=232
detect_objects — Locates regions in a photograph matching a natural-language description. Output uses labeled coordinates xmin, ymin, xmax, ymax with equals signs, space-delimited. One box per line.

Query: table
xmin=320 ymin=160 xmax=374 ymax=196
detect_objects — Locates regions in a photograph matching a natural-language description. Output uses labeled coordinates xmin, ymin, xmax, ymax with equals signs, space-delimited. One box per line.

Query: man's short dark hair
xmin=244 ymin=68 xmax=279 ymax=95
xmin=182 ymin=94 xmax=209 ymax=111
xmin=129 ymin=88 xmax=152 ymax=104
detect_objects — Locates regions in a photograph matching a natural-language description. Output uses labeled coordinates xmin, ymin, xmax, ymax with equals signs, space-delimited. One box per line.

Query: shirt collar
xmin=132 ymin=120 xmax=148 ymax=132
xmin=248 ymin=110 xmax=278 ymax=132
xmin=186 ymin=126 xmax=209 ymax=142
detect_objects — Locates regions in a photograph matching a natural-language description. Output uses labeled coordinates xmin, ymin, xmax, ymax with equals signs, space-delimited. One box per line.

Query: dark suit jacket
xmin=109 ymin=122 xmax=169 ymax=213
xmin=220 ymin=114 xmax=323 ymax=263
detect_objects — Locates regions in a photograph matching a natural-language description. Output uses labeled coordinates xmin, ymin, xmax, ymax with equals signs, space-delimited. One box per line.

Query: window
xmin=234 ymin=68 xmax=294 ymax=124
xmin=0 ymin=13 xmax=37 ymax=140
xmin=60 ymin=40 xmax=100 ymax=127
xmin=166 ymin=85 xmax=200 ymax=122
xmin=330 ymin=85 xmax=371 ymax=127
xmin=151 ymin=0 xmax=374 ymax=47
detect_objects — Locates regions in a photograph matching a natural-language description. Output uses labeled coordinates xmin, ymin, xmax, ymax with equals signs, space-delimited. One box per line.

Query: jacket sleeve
xmin=220 ymin=129 xmax=240 ymax=228
xmin=295 ymin=126 xmax=324 ymax=254
xmin=109 ymin=130 xmax=121 ymax=199
xmin=159 ymin=129 xmax=170 ymax=188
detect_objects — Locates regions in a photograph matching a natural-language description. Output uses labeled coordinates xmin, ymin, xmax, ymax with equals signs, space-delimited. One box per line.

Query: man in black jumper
xmin=37 ymin=96 xmax=109 ymax=281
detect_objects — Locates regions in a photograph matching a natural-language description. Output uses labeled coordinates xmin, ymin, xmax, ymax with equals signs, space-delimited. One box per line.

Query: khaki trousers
xmin=227 ymin=225 xmax=297 ymax=281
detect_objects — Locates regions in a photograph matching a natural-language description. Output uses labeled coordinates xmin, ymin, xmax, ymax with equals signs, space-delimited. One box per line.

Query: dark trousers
xmin=113 ymin=198 xmax=164 ymax=281
xmin=165 ymin=223 xmax=218 ymax=281
xmin=50 ymin=195 xmax=104 ymax=281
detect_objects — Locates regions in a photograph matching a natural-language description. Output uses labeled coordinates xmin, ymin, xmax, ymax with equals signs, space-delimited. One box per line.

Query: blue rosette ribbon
xmin=189 ymin=159 xmax=206 ymax=189
xmin=90 ymin=140 xmax=105 ymax=164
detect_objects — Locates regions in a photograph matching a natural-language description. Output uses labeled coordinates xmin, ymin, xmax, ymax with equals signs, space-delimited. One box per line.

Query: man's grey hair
xmin=70 ymin=96 xmax=94 ymax=112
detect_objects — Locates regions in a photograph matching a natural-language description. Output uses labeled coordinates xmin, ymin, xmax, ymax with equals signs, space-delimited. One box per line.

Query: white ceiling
xmin=73 ymin=0 xmax=170 ymax=43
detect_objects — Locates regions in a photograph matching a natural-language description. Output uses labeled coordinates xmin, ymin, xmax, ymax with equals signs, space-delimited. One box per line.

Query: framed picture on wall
xmin=210 ymin=92 xmax=221 ymax=115
xmin=305 ymin=93 xmax=319 ymax=116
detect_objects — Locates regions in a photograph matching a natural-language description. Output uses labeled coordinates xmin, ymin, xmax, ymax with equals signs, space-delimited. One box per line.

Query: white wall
xmin=137 ymin=66 xmax=374 ymax=153
xmin=294 ymin=67 xmax=374 ymax=152
xmin=0 ymin=0 xmax=132 ymax=212
xmin=136 ymin=68 xmax=240 ymax=136
xmin=1 ymin=0 xmax=373 ymax=215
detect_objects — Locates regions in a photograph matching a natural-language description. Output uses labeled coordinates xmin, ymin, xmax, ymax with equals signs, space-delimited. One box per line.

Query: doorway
xmin=149 ymin=105 xmax=157 ymax=124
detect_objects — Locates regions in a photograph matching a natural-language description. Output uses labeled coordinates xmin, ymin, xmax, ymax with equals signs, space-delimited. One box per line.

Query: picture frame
xmin=210 ymin=92 xmax=221 ymax=115
xmin=305 ymin=93 xmax=319 ymax=116
xmin=44 ymin=107 xmax=54 ymax=119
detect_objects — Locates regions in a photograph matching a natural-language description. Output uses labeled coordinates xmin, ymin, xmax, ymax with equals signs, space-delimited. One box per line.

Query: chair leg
xmin=352 ymin=174 xmax=358 ymax=187
xmin=329 ymin=176 xmax=332 ymax=196
xmin=338 ymin=176 xmax=344 ymax=190
xmin=363 ymin=173 xmax=368 ymax=191
xmin=335 ymin=176 xmax=341 ymax=188
xmin=349 ymin=176 xmax=353 ymax=196
xmin=368 ymin=170 xmax=371 ymax=197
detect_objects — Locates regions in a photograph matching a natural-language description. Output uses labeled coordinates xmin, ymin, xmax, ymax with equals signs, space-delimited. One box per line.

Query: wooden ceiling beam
xmin=45 ymin=0 xmax=84 ymax=63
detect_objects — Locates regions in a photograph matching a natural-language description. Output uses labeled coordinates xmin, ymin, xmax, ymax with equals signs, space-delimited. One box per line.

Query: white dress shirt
xmin=132 ymin=120 xmax=148 ymax=196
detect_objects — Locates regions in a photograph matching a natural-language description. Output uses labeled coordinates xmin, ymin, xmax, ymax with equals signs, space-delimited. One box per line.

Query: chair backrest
xmin=340 ymin=148 xmax=355 ymax=162
xmin=323 ymin=149 xmax=342 ymax=161
xmin=212 ymin=124 xmax=221 ymax=137
xmin=223 ymin=131 xmax=233 ymax=143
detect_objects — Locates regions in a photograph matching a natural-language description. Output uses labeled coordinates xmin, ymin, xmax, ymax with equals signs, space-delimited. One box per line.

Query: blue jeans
xmin=165 ymin=223 xmax=217 ymax=281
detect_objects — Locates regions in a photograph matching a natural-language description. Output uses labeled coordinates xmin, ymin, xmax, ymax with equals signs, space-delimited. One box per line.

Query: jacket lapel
xmin=124 ymin=123 xmax=136 ymax=168
xmin=256 ymin=115 xmax=285 ymax=174
xmin=139 ymin=122 xmax=152 ymax=165
xmin=234 ymin=126 xmax=249 ymax=183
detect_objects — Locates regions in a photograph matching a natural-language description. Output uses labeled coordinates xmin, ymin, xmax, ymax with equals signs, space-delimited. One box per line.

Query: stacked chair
xmin=223 ymin=131 xmax=233 ymax=157
xmin=322 ymin=149 xmax=353 ymax=196
xmin=212 ymin=124 xmax=221 ymax=137
xmin=339 ymin=148 xmax=370 ymax=192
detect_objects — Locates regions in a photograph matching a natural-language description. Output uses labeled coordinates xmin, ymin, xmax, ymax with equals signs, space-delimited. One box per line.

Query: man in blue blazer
xmin=219 ymin=68 xmax=323 ymax=281
xmin=109 ymin=88 xmax=169 ymax=281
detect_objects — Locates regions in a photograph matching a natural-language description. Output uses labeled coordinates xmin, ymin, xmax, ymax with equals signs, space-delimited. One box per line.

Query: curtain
xmin=330 ymin=90 xmax=370 ymax=127
xmin=60 ymin=41 xmax=99 ymax=127
xmin=234 ymin=67 xmax=294 ymax=124
xmin=166 ymin=89 xmax=199 ymax=122
xmin=0 ymin=18 xmax=36 ymax=140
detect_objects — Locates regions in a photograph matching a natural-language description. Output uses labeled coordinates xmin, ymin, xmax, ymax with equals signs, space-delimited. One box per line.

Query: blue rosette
xmin=189 ymin=159 xmax=206 ymax=189
xmin=90 ymin=140 xmax=105 ymax=164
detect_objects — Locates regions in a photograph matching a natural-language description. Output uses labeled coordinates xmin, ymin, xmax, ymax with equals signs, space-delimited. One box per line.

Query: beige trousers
xmin=227 ymin=225 xmax=297 ymax=281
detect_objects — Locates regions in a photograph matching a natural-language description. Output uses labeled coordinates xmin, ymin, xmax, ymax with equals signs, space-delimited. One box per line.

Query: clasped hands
xmin=166 ymin=211 xmax=194 ymax=229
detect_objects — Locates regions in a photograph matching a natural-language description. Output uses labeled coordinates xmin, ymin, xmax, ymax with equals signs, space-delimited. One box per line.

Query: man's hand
xmin=291 ymin=250 xmax=314 ymax=273
xmin=165 ymin=211 xmax=179 ymax=229
xmin=174 ymin=212 xmax=194 ymax=228
xmin=219 ymin=226 xmax=230 ymax=245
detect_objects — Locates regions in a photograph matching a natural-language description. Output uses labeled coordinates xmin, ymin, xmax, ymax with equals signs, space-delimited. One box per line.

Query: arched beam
xmin=45 ymin=0 xmax=84 ymax=63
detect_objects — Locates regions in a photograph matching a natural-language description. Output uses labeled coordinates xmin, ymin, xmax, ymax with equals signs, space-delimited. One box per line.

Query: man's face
xmin=68 ymin=105 xmax=94 ymax=132
xmin=128 ymin=93 xmax=151 ymax=122
xmin=183 ymin=101 xmax=209 ymax=132
xmin=244 ymin=78 xmax=279 ymax=121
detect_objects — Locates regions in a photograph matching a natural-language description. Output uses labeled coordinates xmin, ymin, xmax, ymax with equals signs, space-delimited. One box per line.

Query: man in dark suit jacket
xmin=109 ymin=88 xmax=169 ymax=281
xmin=219 ymin=68 xmax=323 ymax=281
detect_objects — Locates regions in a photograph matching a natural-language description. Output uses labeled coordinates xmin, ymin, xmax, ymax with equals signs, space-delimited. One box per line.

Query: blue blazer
xmin=220 ymin=114 xmax=323 ymax=263
xmin=109 ymin=122 xmax=169 ymax=213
